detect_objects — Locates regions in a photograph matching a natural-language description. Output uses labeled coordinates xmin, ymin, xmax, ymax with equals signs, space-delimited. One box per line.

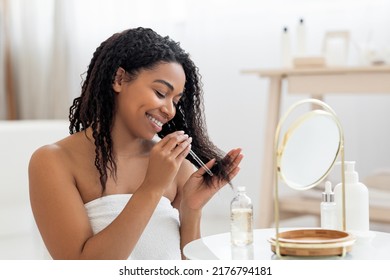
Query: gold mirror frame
xmin=272 ymin=98 xmax=349 ymax=258
xmin=278 ymin=109 xmax=341 ymax=190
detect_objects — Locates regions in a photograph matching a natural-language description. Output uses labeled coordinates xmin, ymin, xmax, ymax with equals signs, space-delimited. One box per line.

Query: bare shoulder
xmin=29 ymin=137 xmax=74 ymax=179
xmin=179 ymin=159 xmax=196 ymax=179
xmin=28 ymin=132 xmax=92 ymax=201
xmin=30 ymin=141 xmax=67 ymax=164
xmin=176 ymin=159 xmax=196 ymax=190
xmin=29 ymin=132 xmax=91 ymax=175
xmin=171 ymin=159 xmax=194 ymax=209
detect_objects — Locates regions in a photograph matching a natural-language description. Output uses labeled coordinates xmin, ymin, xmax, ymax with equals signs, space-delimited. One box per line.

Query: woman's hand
xmin=180 ymin=148 xmax=243 ymax=212
xmin=143 ymin=131 xmax=192 ymax=190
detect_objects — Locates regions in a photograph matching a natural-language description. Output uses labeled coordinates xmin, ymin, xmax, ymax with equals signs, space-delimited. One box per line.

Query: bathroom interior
xmin=1 ymin=0 xmax=390 ymax=259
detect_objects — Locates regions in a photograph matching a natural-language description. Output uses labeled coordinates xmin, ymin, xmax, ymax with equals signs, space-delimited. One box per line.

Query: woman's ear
xmin=112 ymin=67 xmax=126 ymax=93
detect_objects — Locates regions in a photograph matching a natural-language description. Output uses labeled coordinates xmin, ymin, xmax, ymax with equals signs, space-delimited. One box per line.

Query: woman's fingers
xmin=192 ymin=148 xmax=243 ymax=180
xmin=226 ymin=149 xmax=244 ymax=182
xmin=225 ymin=148 xmax=244 ymax=174
xmin=194 ymin=158 xmax=216 ymax=177
xmin=146 ymin=132 xmax=192 ymax=187
xmin=211 ymin=148 xmax=243 ymax=185
xmin=158 ymin=131 xmax=192 ymax=159
xmin=160 ymin=131 xmax=187 ymax=149
xmin=171 ymin=137 xmax=192 ymax=159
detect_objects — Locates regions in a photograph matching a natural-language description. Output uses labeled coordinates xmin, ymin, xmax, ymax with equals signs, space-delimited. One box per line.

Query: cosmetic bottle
xmin=281 ymin=27 xmax=292 ymax=67
xmin=334 ymin=161 xmax=369 ymax=234
xmin=296 ymin=18 xmax=306 ymax=56
xmin=321 ymin=181 xmax=337 ymax=229
xmin=230 ymin=186 xmax=253 ymax=246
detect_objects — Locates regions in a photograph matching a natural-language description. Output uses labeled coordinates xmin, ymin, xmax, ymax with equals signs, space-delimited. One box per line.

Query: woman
xmin=29 ymin=27 xmax=243 ymax=260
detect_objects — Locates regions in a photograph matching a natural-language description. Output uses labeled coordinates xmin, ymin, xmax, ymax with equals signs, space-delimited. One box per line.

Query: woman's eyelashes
xmin=154 ymin=89 xmax=166 ymax=99
xmin=154 ymin=90 xmax=179 ymax=107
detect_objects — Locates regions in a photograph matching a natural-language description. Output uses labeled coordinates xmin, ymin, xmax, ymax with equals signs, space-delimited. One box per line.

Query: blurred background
xmin=1 ymin=0 xmax=390 ymax=259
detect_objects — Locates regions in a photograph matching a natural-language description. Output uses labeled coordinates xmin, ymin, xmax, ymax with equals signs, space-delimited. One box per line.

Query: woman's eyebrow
xmin=153 ymin=79 xmax=174 ymax=91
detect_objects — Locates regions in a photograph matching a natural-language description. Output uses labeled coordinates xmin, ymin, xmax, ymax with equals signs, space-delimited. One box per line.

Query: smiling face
xmin=112 ymin=62 xmax=186 ymax=140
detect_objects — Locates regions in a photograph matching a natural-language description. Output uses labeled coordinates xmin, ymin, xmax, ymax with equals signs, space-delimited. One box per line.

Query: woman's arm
xmin=29 ymin=131 xmax=191 ymax=259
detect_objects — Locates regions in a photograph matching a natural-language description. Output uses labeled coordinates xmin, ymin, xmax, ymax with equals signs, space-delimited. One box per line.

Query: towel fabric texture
xmin=84 ymin=194 xmax=181 ymax=259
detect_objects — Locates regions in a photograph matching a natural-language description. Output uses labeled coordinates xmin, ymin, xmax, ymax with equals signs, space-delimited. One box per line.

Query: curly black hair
xmin=69 ymin=27 xmax=231 ymax=191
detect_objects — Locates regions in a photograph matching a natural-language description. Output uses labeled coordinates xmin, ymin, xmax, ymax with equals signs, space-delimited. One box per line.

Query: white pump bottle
xmin=296 ymin=18 xmax=306 ymax=56
xmin=281 ymin=27 xmax=292 ymax=68
xmin=334 ymin=161 xmax=369 ymax=234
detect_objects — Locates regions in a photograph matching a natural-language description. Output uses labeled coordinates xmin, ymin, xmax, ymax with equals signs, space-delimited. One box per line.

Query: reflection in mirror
xmin=278 ymin=111 xmax=341 ymax=190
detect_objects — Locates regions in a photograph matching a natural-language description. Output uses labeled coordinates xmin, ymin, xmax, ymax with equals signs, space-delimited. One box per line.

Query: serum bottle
xmin=230 ymin=186 xmax=253 ymax=246
xmin=321 ymin=181 xmax=337 ymax=230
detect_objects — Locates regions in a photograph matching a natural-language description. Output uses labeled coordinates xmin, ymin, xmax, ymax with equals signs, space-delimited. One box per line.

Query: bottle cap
xmin=322 ymin=181 xmax=334 ymax=202
xmin=345 ymin=161 xmax=359 ymax=184
xmin=335 ymin=161 xmax=359 ymax=184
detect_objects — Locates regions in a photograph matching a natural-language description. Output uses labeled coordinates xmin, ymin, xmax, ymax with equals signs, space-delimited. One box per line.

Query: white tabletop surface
xmin=183 ymin=228 xmax=390 ymax=260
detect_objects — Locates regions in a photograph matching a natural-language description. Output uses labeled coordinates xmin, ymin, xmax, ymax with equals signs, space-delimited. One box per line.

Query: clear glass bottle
xmin=230 ymin=186 xmax=253 ymax=246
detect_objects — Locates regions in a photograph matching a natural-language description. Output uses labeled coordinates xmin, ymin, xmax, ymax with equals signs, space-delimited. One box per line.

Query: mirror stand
xmin=270 ymin=98 xmax=354 ymax=258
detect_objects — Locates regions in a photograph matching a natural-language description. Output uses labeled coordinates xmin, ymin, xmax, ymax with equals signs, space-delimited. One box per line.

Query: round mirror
xmin=277 ymin=110 xmax=341 ymax=190
xmin=273 ymin=99 xmax=347 ymax=258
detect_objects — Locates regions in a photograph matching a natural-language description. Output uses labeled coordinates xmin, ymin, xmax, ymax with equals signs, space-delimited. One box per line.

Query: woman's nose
xmin=161 ymin=101 xmax=176 ymax=120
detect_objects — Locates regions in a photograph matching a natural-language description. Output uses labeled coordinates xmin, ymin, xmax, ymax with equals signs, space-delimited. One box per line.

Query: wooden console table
xmin=242 ymin=65 xmax=390 ymax=228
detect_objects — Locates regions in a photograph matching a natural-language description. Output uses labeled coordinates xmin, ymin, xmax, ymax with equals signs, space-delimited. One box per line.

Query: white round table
xmin=183 ymin=228 xmax=390 ymax=260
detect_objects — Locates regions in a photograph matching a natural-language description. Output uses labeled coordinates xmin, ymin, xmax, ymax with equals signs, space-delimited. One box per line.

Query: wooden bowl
xmin=269 ymin=228 xmax=356 ymax=257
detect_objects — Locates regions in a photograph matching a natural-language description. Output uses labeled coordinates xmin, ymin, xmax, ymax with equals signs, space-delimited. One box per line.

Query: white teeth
xmin=147 ymin=114 xmax=163 ymax=127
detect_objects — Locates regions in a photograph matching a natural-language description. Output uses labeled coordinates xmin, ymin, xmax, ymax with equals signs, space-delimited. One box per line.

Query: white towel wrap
xmin=84 ymin=194 xmax=181 ymax=259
